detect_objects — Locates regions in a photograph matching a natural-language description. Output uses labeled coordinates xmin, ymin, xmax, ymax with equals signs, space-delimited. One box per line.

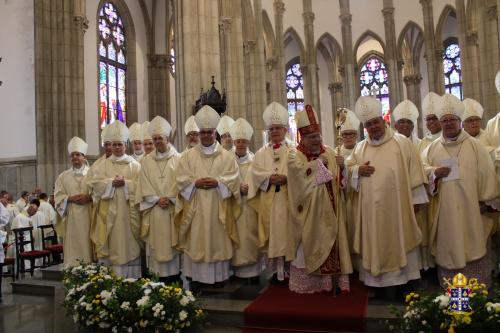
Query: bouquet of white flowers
xmin=63 ymin=263 xmax=206 ymax=332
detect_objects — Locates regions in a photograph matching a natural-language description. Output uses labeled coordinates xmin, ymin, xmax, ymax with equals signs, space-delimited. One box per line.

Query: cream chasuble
xmin=247 ymin=141 xmax=296 ymax=261
xmin=417 ymin=131 xmax=442 ymax=155
xmin=136 ymin=147 xmax=180 ymax=277
xmin=175 ymin=142 xmax=240 ymax=283
xmin=54 ymin=166 xmax=93 ymax=267
xmin=424 ymin=131 xmax=498 ymax=270
xmin=287 ymin=146 xmax=352 ymax=275
xmin=339 ymin=145 xmax=355 ymax=253
xmin=89 ymin=154 xmax=142 ymax=277
xmin=232 ymin=152 xmax=265 ymax=277
xmin=486 ymin=113 xmax=500 ymax=147
xmin=346 ymin=128 xmax=427 ymax=286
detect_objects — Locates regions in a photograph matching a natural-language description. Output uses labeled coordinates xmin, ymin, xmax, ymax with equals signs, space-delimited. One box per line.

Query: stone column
xmin=148 ymin=55 xmax=170 ymax=120
xmin=382 ymin=0 xmax=403 ymax=109
xmin=240 ymin=0 xmax=267 ymax=149
xmin=455 ymin=0 xmax=477 ymax=100
xmin=420 ymin=0 xmax=442 ymax=94
xmin=478 ymin=0 xmax=500 ymax=121
xmin=272 ymin=0 xmax=287 ymax=106
xmin=219 ymin=1 xmax=247 ymax=120
xmin=302 ymin=0 xmax=319 ymax=112
xmin=339 ymin=0 xmax=356 ymax=109
xmin=174 ymin=0 xmax=221 ymax=149
xmin=34 ymin=0 xmax=86 ymax=191
xmin=403 ymin=74 xmax=424 ymax=136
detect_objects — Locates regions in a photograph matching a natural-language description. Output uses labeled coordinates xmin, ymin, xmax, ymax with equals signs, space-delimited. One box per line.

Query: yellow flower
xmin=463 ymin=316 xmax=471 ymax=324
xmin=448 ymin=324 xmax=455 ymax=333
xmin=139 ymin=319 xmax=148 ymax=327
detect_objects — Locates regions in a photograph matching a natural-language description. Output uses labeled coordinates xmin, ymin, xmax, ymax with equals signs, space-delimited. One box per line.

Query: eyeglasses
xmin=440 ymin=118 xmax=460 ymax=124
xmin=425 ymin=116 xmax=439 ymax=122
xmin=199 ymin=130 xmax=215 ymax=136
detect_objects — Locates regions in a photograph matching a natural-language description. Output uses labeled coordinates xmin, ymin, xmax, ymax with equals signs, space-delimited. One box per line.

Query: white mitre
xmin=354 ymin=96 xmax=383 ymax=123
xmin=149 ymin=116 xmax=172 ymax=136
xmin=128 ymin=122 xmax=143 ymax=142
xmin=184 ymin=116 xmax=199 ymax=135
xmin=436 ymin=94 xmax=464 ymax=120
xmin=263 ymin=102 xmax=289 ymax=128
xmin=461 ymin=98 xmax=484 ymax=121
xmin=142 ymin=121 xmax=152 ymax=141
xmin=422 ymin=92 xmax=441 ymax=118
xmin=340 ymin=110 xmax=360 ymax=133
xmin=107 ymin=120 xmax=129 ymax=142
xmin=495 ymin=70 xmax=500 ymax=94
xmin=216 ymin=115 xmax=235 ymax=135
xmin=393 ymin=99 xmax=419 ymax=123
xmin=230 ymin=118 xmax=254 ymax=141
xmin=67 ymin=136 xmax=88 ymax=155
xmin=101 ymin=124 xmax=112 ymax=144
xmin=195 ymin=105 xmax=220 ymax=129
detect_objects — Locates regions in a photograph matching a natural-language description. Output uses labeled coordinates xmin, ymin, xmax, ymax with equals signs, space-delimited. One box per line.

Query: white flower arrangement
xmin=62 ymin=263 xmax=206 ymax=332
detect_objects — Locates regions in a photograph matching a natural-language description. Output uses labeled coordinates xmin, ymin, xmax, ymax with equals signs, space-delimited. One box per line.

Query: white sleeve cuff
xmin=139 ymin=195 xmax=159 ymax=211
xmin=101 ymin=180 xmax=115 ymax=199
xmin=340 ymin=167 xmax=347 ymax=189
xmin=412 ymin=184 xmax=429 ymax=205
xmin=350 ymin=166 xmax=360 ymax=192
xmin=180 ymin=182 xmax=196 ymax=201
xmin=260 ymin=176 xmax=271 ymax=191
xmin=56 ymin=198 xmax=68 ymax=218
xmin=217 ymin=182 xmax=231 ymax=199
xmin=486 ymin=197 xmax=500 ymax=211
xmin=428 ymin=171 xmax=438 ymax=196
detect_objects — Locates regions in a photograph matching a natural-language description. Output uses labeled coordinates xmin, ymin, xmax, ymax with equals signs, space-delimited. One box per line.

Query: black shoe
xmin=269 ymin=273 xmax=287 ymax=285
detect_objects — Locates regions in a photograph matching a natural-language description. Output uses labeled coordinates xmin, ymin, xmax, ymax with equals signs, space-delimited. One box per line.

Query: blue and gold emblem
xmin=445 ymin=273 xmax=472 ymax=313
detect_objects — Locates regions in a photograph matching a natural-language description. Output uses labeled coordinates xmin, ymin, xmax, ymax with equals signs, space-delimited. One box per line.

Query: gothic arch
xmin=435 ymin=4 xmax=457 ymax=43
xmin=284 ymin=27 xmax=306 ymax=62
xmin=353 ymin=30 xmax=386 ymax=62
xmin=96 ymin=0 xmax=138 ymax=125
xmin=315 ymin=33 xmax=343 ymax=82
xmin=397 ymin=21 xmax=425 ymax=75
xmin=261 ymin=10 xmax=275 ymax=60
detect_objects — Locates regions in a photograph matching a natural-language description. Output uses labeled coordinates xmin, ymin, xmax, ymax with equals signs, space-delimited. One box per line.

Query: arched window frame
xmin=359 ymin=54 xmax=391 ymax=123
xmin=443 ymin=37 xmax=463 ymax=100
xmin=96 ymin=0 xmax=137 ymax=130
xmin=285 ymin=57 xmax=304 ymax=142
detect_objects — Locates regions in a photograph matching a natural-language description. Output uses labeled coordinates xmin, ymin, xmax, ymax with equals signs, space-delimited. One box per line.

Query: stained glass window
xmin=359 ymin=56 xmax=391 ymax=123
xmin=285 ymin=61 xmax=304 ymax=142
xmin=99 ymin=2 xmax=126 ymax=129
xmin=443 ymin=38 xmax=463 ymax=100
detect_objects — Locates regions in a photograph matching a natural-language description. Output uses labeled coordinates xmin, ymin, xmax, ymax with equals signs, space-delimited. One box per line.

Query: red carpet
xmin=243 ymin=279 xmax=368 ymax=333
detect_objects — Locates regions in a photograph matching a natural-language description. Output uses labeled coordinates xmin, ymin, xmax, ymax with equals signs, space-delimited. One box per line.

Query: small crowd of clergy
xmin=3 ymin=71 xmax=500 ymax=296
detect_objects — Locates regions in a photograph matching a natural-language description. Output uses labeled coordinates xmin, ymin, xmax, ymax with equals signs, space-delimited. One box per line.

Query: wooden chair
xmin=2 ymin=242 xmax=15 ymax=281
xmin=11 ymin=227 xmax=50 ymax=279
xmin=38 ymin=224 xmax=63 ymax=265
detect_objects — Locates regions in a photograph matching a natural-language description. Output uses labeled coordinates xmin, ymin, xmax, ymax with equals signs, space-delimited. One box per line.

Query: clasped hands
xmin=68 ymin=194 xmax=91 ymax=205
xmin=112 ymin=175 xmax=125 ymax=187
xmin=240 ymin=182 xmax=249 ymax=195
xmin=269 ymin=174 xmax=287 ymax=186
xmin=157 ymin=197 xmax=171 ymax=209
xmin=434 ymin=166 xmax=451 ymax=179
xmin=195 ymin=177 xmax=218 ymax=189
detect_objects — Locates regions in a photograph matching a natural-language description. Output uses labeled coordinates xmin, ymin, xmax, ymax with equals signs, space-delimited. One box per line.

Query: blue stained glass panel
xmin=359 ymin=55 xmax=390 ymax=122
xmin=108 ymin=65 xmax=117 ymax=88
xmin=118 ymin=69 xmax=125 ymax=91
xmin=296 ymin=87 xmax=304 ymax=99
xmin=443 ymin=40 xmax=462 ymax=100
xmin=287 ymin=90 xmax=296 ymax=99
xmin=99 ymin=62 xmax=107 ymax=84
xmin=107 ymin=43 xmax=116 ymax=61
xmin=117 ymin=50 xmax=125 ymax=64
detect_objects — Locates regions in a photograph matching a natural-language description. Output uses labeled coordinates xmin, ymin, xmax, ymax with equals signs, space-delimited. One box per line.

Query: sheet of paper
xmin=439 ymin=157 xmax=459 ymax=182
